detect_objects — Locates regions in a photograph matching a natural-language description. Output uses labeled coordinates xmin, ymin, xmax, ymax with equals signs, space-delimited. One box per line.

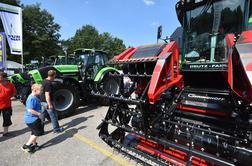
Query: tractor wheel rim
xmin=53 ymin=89 xmax=74 ymax=112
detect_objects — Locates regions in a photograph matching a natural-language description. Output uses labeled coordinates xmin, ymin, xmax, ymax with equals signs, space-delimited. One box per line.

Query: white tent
xmin=6 ymin=60 xmax=23 ymax=69
xmin=5 ymin=60 xmax=23 ymax=75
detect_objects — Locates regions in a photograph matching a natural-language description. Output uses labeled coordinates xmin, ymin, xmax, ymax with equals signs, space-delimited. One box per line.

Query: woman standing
xmin=0 ymin=71 xmax=16 ymax=136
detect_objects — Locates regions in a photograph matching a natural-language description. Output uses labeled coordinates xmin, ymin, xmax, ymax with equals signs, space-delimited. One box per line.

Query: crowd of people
xmin=0 ymin=70 xmax=64 ymax=153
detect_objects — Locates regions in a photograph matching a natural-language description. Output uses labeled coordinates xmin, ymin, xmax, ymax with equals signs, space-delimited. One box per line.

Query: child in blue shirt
xmin=22 ymin=84 xmax=44 ymax=153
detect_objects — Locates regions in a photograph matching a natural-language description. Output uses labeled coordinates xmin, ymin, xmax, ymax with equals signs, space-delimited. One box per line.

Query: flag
xmin=0 ymin=3 xmax=22 ymax=55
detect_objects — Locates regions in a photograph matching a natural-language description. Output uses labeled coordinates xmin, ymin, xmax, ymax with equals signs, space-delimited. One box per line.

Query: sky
xmin=21 ymin=0 xmax=181 ymax=46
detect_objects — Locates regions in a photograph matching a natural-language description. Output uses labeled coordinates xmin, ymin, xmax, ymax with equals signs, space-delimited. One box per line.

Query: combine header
xmin=93 ymin=0 xmax=252 ymax=165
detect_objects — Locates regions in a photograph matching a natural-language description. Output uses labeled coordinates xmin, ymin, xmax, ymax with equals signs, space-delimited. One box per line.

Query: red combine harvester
xmin=93 ymin=0 xmax=252 ymax=165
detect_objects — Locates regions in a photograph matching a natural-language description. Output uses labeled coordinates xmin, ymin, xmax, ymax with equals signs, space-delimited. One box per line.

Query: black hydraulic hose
xmin=140 ymin=80 xmax=151 ymax=101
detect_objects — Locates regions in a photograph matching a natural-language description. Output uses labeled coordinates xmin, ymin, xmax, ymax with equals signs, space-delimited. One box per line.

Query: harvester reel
xmin=98 ymin=103 xmax=131 ymax=146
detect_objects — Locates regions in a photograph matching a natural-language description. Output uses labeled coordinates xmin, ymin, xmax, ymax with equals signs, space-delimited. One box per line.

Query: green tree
xmin=0 ymin=2 xmax=61 ymax=63
xmin=66 ymin=25 xmax=126 ymax=59
xmin=0 ymin=0 xmax=20 ymax=6
xmin=22 ymin=4 xmax=61 ymax=63
xmin=99 ymin=32 xmax=126 ymax=58
xmin=67 ymin=25 xmax=100 ymax=52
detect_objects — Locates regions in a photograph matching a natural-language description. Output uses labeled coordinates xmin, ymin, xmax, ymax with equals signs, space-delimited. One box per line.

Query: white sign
xmin=0 ymin=3 xmax=22 ymax=55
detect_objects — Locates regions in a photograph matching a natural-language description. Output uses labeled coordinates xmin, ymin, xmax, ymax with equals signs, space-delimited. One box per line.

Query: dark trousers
xmin=0 ymin=108 xmax=13 ymax=127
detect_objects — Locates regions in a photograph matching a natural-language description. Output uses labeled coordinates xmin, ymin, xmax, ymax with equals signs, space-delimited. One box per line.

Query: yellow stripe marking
xmin=73 ymin=132 xmax=133 ymax=166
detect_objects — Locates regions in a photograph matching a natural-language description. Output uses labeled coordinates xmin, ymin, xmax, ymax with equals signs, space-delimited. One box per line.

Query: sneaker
xmin=53 ymin=127 xmax=64 ymax=133
xmin=21 ymin=144 xmax=34 ymax=153
xmin=31 ymin=143 xmax=42 ymax=151
xmin=2 ymin=133 xmax=11 ymax=137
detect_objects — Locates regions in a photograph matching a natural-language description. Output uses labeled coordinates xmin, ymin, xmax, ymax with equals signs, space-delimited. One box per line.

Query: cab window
xmin=248 ymin=3 xmax=252 ymax=29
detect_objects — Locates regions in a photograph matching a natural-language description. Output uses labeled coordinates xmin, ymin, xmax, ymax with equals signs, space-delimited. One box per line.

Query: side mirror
xmin=157 ymin=25 xmax=163 ymax=41
xmin=78 ymin=61 xmax=83 ymax=66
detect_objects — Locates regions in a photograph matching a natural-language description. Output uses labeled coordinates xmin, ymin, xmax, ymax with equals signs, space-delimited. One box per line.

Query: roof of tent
xmin=5 ymin=60 xmax=23 ymax=69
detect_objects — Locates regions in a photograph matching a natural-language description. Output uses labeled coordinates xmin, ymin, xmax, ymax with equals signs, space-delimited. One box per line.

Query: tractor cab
xmin=74 ymin=48 xmax=108 ymax=66
xmin=41 ymin=55 xmax=67 ymax=66
xmin=249 ymin=2 xmax=252 ymax=29
xmin=176 ymin=0 xmax=251 ymax=89
xmin=74 ymin=48 xmax=108 ymax=79
xmin=176 ymin=0 xmax=250 ymax=71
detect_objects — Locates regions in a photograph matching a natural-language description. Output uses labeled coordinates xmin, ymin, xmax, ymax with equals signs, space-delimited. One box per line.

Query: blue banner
xmin=0 ymin=32 xmax=6 ymax=69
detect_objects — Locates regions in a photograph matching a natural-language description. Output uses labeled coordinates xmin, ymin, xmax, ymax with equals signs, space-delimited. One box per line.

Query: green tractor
xmin=23 ymin=55 xmax=74 ymax=72
xmin=41 ymin=55 xmax=77 ymax=66
xmin=9 ymin=48 xmax=118 ymax=118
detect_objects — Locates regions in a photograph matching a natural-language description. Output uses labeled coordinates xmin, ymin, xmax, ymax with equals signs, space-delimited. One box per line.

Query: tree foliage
xmin=66 ymin=25 xmax=126 ymax=59
xmin=0 ymin=0 xmax=20 ymax=6
xmin=0 ymin=1 xmax=61 ymax=63
xmin=67 ymin=25 xmax=100 ymax=51
xmin=22 ymin=4 xmax=61 ymax=63
xmin=0 ymin=1 xmax=126 ymax=64
xmin=99 ymin=32 xmax=126 ymax=59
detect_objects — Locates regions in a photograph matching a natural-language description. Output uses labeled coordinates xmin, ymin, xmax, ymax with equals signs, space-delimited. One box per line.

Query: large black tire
xmin=95 ymin=72 xmax=121 ymax=106
xmin=51 ymin=82 xmax=79 ymax=119
xmin=13 ymin=83 xmax=31 ymax=105
xmin=97 ymin=72 xmax=120 ymax=96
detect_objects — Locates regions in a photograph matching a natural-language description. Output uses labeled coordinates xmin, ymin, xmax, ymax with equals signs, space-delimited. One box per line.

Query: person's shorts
xmin=0 ymin=108 xmax=13 ymax=127
xmin=27 ymin=119 xmax=44 ymax=136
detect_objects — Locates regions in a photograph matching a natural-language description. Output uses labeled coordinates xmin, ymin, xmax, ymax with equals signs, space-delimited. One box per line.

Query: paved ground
xmin=0 ymin=100 xmax=138 ymax=166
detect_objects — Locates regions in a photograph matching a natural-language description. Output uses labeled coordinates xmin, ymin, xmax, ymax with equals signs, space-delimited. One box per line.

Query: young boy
xmin=22 ymin=84 xmax=44 ymax=153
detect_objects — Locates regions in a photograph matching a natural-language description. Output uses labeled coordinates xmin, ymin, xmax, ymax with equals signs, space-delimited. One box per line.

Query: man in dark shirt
xmin=41 ymin=70 xmax=64 ymax=133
